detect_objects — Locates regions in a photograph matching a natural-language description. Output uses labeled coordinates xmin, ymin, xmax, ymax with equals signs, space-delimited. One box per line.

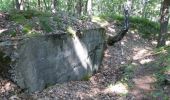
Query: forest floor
xmin=0 ymin=14 xmax=170 ymax=99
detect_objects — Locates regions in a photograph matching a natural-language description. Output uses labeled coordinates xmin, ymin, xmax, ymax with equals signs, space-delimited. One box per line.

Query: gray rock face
xmin=0 ymin=28 xmax=106 ymax=92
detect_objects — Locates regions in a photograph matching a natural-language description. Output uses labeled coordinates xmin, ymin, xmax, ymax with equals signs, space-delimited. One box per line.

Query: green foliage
xmin=0 ymin=0 xmax=13 ymax=11
xmin=79 ymin=15 xmax=89 ymax=20
xmin=99 ymin=13 xmax=124 ymax=22
xmin=1 ymin=30 xmax=17 ymax=37
xmin=22 ymin=24 xmax=33 ymax=33
xmin=10 ymin=31 xmax=17 ymax=37
xmin=130 ymin=16 xmax=159 ymax=39
xmin=25 ymin=31 xmax=41 ymax=37
xmin=149 ymin=91 xmax=169 ymax=100
xmin=100 ymin=14 xmax=159 ymax=39
xmin=9 ymin=13 xmax=26 ymax=24
xmin=53 ymin=16 xmax=63 ymax=28
xmin=154 ymin=72 xmax=166 ymax=85
xmin=39 ymin=17 xmax=53 ymax=33
xmin=120 ymin=64 xmax=135 ymax=88
xmin=153 ymin=46 xmax=170 ymax=85
xmin=82 ymin=74 xmax=91 ymax=81
xmin=9 ymin=10 xmax=51 ymax=20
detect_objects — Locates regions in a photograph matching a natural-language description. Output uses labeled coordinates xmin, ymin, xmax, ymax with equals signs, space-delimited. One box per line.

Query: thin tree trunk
xmin=84 ymin=0 xmax=88 ymax=15
xmin=38 ymin=0 xmax=41 ymax=10
xmin=51 ymin=0 xmax=57 ymax=13
xmin=87 ymin=0 xmax=92 ymax=17
xmin=107 ymin=0 xmax=132 ymax=45
xmin=76 ymin=0 xmax=83 ymax=16
xmin=20 ymin=0 xmax=24 ymax=10
xmin=43 ymin=0 xmax=48 ymax=10
xmin=15 ymin=0 xmax=20 ymax=10
xmin=13 ymin=0 xmax=15 ymax=9
xmin=157 ymin=0 xmax=170 ymax=47
xmin=142 ymin=0 xmax=148 ymax=18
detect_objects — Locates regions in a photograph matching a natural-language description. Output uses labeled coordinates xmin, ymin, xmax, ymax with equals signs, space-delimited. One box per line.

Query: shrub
xmin=99 ymin=13 xmax=160 ymax=39
xmin=39 ymin=17 xmax=53 ymax=33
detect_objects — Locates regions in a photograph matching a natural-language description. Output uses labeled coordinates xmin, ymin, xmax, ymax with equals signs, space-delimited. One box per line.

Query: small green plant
xmin=45 ymin=83 xmax=54 ymax=89
xmin=22 ymin=24 xmax=33 ymax=33
xmin=99 ymin=14 xmax=159 ymax=39
xmin=53 ymin=16 xmax=63 ymax=28
xmin=39 ymin=17 xmax=53 ymax=33
xmin=25 ymin=31 xmax=41 ymax=37
xmin=149 ymin=91 xmax=169 ymax=100
xmin=9 ymin=13 xmax=26 ymax=24
xmin=120 ymin=64 xmax=135 ymax=88
xmin=82 ymin=74 xmax=91 ymax=81
xmin=80 ymin=15 xmax=89 ymax=20
xmin=153 ymin=46 xmax=170 ymax=85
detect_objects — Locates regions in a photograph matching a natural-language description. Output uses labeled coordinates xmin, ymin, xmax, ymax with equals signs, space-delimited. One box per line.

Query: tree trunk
xmin=38 ymin=0 xmax=41 ymax=10
xmin=83 ymin=0 xmax=88 ymax=15
xmin=51 ymin=0 xmax=57 ymax=13
xmin=15 ymin=0 xmax=24 ymax=10
xmin=20 ymin=0 xmax=24 ymax=10
xmin=87 ymin=0 xmax=92 ymax=17
xmin=157 ymin=0 xmax=170 ymax=47
xmin=15 ymin=0 xmax=20 ymax=10
xmin=43 ymin=0 xmax=48 ymax=11
xmin=142 ymin=0 xmax=148 ymax=18
xmin=76 ymin=0 xmax=83 ymax=16
xmin=107 ymin=0 xmax=132 ymax=45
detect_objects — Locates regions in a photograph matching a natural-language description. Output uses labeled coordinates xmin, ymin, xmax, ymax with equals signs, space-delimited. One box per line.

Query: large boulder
xmin=0 ymin=28 xmax=106 ymax=92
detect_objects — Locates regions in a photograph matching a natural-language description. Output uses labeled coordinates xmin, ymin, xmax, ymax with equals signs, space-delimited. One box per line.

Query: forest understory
xmin=0 ymin=16 xmax=170 ymax=99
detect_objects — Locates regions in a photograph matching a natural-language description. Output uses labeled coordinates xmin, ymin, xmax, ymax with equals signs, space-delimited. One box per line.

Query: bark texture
xmin=157 ymin=0 xmax=170 ymax=47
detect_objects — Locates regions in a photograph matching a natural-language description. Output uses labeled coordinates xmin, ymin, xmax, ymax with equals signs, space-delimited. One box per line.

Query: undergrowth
xmin=39 ymin=17 xmax=53 ymax=33
xmin=148 ymin=46 xmax=170 ymax=99
xmin=154 ymin=46 xmax=170 ymax=85
xmin=120 ymin=63 xmax=136 ymax=89
xmin=99 ymin=13 xmax=160 ymax=39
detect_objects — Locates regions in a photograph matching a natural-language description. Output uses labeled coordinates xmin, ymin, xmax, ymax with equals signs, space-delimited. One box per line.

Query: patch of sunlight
xmin=104 ymin=82 xmax=128 ymax=95
xmin=130 ymin=29 xmax=138 ymax=34
xmin=140 ymin=58 xmax=154 ymax=64
xmin=72 ymin=36 xmax=92 ymax=71
xmin=166 ymin=41 xmax=170 ymax=46
xmin=0 ymin=29 xmax=7 ymax=34
xmin=132 ymin=62 xmax=138 ymax=66
xmin=154 ymin=47 xmax=168 ymax=55
xmin=26 ymin=30 xmax=41 ymax=37
xmin=152 ymin=40 xmax=170 ymax=46
xmin=133 ymin=75 xmax=156 ymax=90
xmin=151 ymin=40 xmax=157 ymax=45
xmin=92 ymin=16 xmax=109 ymax=27
xmin=108 ymin=27 xmax=116 ymax=33
xmin=133 ymin=48 xmax=153 ymax=60
xmin=67 ymin=26 xmax=76 ymax=37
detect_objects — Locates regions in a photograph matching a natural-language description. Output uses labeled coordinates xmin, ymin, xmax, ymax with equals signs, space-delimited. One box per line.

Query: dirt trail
xmin=119 ymin=31 xmax=160 ymax=100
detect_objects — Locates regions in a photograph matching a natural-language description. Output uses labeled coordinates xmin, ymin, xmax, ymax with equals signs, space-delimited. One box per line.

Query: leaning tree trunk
xmin=107 ymin=0 xmax=132 ymax=45
xmin=157 ymin=0 xmax=170 ymax=47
